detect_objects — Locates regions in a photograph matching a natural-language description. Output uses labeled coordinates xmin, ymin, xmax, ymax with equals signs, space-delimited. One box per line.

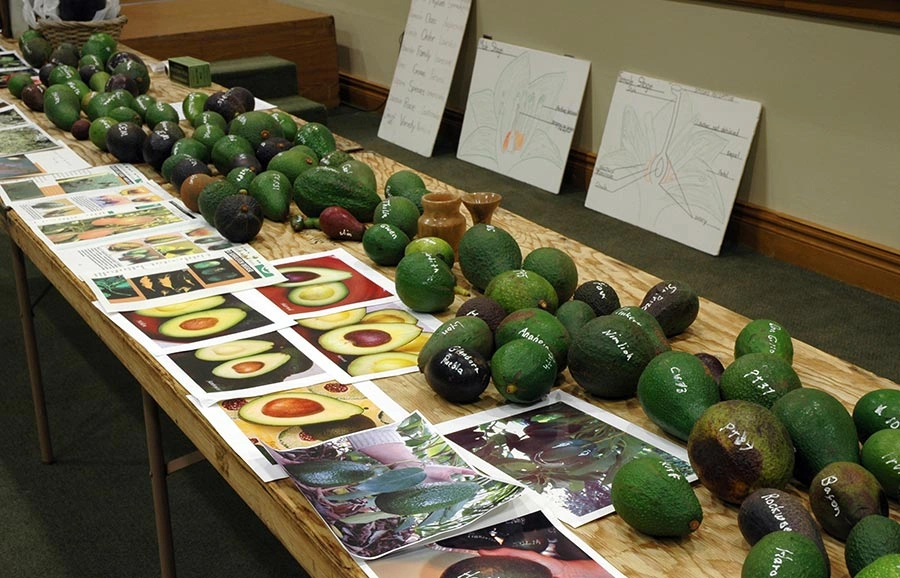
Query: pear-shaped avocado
xmin=157 ymin=307 xmax=247 ymax=339
xmin=318 ymin=322 xmax=422 ymax=356
xmin=229 ymin=110 xmax=284 ymax=149
xmin=238 ymin=391 xmax=364 ymax=427
xmin=211 ymin=351 xmax=292 ymax=379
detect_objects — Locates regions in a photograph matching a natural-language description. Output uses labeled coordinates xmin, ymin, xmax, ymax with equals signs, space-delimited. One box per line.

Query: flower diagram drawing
xmin=586 ymin=72 xmax=761 ymax=255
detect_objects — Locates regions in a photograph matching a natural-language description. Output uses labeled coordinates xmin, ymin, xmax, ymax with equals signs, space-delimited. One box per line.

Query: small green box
xmin=168 ymin=56 xmax=211 ymax=88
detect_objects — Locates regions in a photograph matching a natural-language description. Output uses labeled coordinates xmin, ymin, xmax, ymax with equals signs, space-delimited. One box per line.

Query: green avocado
xmin=211 ymin=351 xmax=292 ymax=379
xmin=375 ymin=481 xmax=481 ymax=516
xmin=135 ymin=295 xmax=226 ymax=317
xmin=157 ymin=307 xmax=247 ymax=339
xmin=239 ymin=391 xmax=364 ymax=427
xmin=195 ymin=339 xmax=275 ymax=362
xmin=284 ymin=459 xmax=373 ymax=487
xmin=287 ymin=281 xmax=349 ymax=307
xmin=296 ymin=308 xmax=367 ymax=331
xmin=318 ymin=322 xmax=422 ymax=356
xmin=277 ymin=266 xmax=353 ymax=287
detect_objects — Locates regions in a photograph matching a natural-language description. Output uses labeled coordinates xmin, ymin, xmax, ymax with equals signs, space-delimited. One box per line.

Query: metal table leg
xmin=9 ymin=239 xmax=53 ymax=464
xmin=142 ymin=388 xmax=177 ymax=578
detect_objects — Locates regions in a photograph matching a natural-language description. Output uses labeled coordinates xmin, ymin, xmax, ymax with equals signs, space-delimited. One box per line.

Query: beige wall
xmin=10 ymin=1 xmax=899 ymax=249
xmin=283 ymin=0 xmax=900 ymax=250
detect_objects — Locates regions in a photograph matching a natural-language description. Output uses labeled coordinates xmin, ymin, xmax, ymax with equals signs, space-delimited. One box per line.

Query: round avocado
xmin=157 ymin=307 xmax=247 ymax=339
xmin=318 ymin=322 xmax=422 ymax=356
xmin=287 ymin=281 xmax=349 ymax=307
xmin=277 ymin=266 xmax=353 ymax=287
xmin=195 ymin=339 xmax=275 ymax=362
xmin=211 ymin=351 xmax=292 ymax=380
xmin=424 ymin=345 xmax=491 ymax=404
xmin=238 ymin=391 xmax=364 ymax=427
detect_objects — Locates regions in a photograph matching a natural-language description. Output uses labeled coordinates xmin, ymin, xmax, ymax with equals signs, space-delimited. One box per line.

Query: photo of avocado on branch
xmin=257 ymin=248 xmax=395 ymax=318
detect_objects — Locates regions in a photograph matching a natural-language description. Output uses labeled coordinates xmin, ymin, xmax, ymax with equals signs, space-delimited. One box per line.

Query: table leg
xmin=9 ymin=238 xmax=54 ymax=464
xmin=142 ymin=388 xmax=177 ymax=578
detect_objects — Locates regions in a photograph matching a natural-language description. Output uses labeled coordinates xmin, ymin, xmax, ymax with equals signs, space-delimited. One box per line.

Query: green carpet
xmin=1 ymin=105 xmax=897 ymax=577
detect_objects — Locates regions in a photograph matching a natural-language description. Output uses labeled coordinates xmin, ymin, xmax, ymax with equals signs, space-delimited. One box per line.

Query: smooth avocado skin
xmin=457 ymin=223 xmax=522 ymax=292
xmin=770 ymin=387 xmax=861 ymax=485
xmin=395 ymin=252 xmax=457 ymax=313
xmin=640 ymin=279 xmax=700 ymax=338
xmin=440 ymin=556 xmax=552 ymax=578
xmin=238 ymin=391 xmax=364 ymax=427
xmin=416 ymin=316 xmax=493 ymax=372
xmin=374 ymin=481 xmax=481 ymax=516
xmin=283 ymin=459 xmax=373 ymax=487
xmin=741 ymin=531 xmax=828 ymax=578
xmin=610 ymin=454 xmax=702 ymax=537
xmin=157 ymin=306 xmax=247 ymax=339
xmin=293 ymin=165 xmax=382 ymax=222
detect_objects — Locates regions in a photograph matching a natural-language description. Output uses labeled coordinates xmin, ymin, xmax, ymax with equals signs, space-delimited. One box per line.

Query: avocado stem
xmin=453 ymin=285 xmax=471 ymax=297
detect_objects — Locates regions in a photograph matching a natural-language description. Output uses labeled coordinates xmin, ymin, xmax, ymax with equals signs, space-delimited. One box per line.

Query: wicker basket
xmin=34 ymin=15 xmax=128 ymax=47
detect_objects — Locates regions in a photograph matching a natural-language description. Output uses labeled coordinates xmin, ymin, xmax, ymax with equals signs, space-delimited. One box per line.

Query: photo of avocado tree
xmin=0 ymin=124 xmax=58 ymax=157
xmin=162 ymin=327 xmax=332 ymax=405
xmin=291 ymin=300 xmax=441 ymax=383
xmin=257 ymin=249 xmax=395 ymax=318
xmin=269 ymin=412 xmax=524 ymax=559
xmin=361 ymin=497 xmax=625 ymax=578
xmin=440 ymin=390 xmax=693 ymax=527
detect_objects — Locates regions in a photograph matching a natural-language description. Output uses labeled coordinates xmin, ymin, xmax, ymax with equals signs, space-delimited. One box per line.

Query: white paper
xmin=377 ymin=0 xmax=472 ymax=157
xmin=457 ymin=39 xmax=590 ymax=194
xmin=586 ymin=71 xmax=761 ymax=255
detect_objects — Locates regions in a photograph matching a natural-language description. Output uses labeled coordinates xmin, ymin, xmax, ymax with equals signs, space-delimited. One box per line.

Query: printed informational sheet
xmin=86 ymin=243 xmax=285 ymax=313
xmin=57 ymin=222 xmax=238 ymax=278
xmin=102 ymin=289 xmax=295 ymax=357
xmin=0 ymin=147 xmax=90 ymax=183
xmin=269 ymin=412 xmax=524 ymax=560
xmin=0 ymin=120 xmax=62 ymax=158
xmin=457 ymin=39 xmax=590 ymax=194
xmin=191 ymin=380 xmax=409 ymax=481
xmin=438 ymin=390 xmax=694 ymax=527
xmin=256 ymin=249 xmax=396 ymax=319
xmin=161 ymin=326 xmax=336 ymax=406
xmin=0 ymin=163 xmax=170 ymax=212
xmin=0 ymin=51 xmax=36 ymax=76
xmin=0 ymin=105 xmax=31 ymax=130
xmin=585 ymin=71 xmax=762 ymax=255
xmin=377 ymin=0 xmax=472 ymax=157
xmin=28 ymin=201 xmax=193 ymax=249
xmin=360 ymin=495 xmax=626 ymax=578
xmin=291 ymin=300 xmax=441 ymax=384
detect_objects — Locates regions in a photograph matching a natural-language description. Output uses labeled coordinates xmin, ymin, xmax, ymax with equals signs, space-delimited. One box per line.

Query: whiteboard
xmin=585 ymin=72 xmax=762 ymax=255
xmin=456 ymin=38 xmax=590 ymax=194
xmin=377 ymin=0 xmax=472 ymax=157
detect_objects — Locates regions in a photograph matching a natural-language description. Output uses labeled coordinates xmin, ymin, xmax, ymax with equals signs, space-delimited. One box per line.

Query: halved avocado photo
xmin=239 ymin=391 xmax=364 ymax=427
xmin=158 ymin=307 xmax=247 ymax=339
xmin=360 ymin=308 xmax=418 ymax=324
xmin=195 ymin=339 xmax=274 ymax=362
xmin=287 ymin=281 xmax=349 ymax=307
xmin=135 ymin=294 xmax=226 ymax=317
xmin=347 ymin=352 xmax=419 ymax=376
xmin=211 ymin=351 xmax=293 ymax=380
xmin=296 ymin=308 xmax=366 ymax=331
xmin=318 ymin=322 xmax=422 ymax=356
xmin=277 ymin=266 xmax=353 ymax=287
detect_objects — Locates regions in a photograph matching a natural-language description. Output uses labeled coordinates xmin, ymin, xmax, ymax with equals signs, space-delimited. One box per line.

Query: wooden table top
xmin=3 ymin=43 xmax=898 ymax=578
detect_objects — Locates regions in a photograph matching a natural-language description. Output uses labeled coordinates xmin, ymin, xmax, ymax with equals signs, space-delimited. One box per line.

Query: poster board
xmin=457 ymin=38 xmax=590 ymax=194
xmin=585 ymin=71 xmax=762 ymax=255
xmin=377 ymin=0 xmax=472 ymax=157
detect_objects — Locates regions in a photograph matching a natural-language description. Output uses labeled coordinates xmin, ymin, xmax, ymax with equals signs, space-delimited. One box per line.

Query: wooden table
xmin=3 ymin=44 xmax=899 ymax=578
xmin=119 ymin=0 xmax=340 ymax=108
